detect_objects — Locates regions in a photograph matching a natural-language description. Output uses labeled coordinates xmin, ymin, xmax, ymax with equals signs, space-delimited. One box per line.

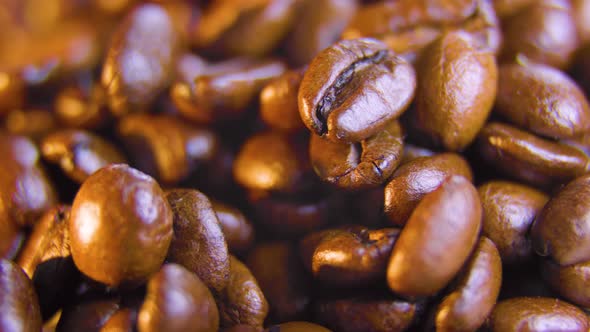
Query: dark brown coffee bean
xmin=300 ymin=227 xmax=399 ymax=287
xmin=56 ymin=297 xmax=120 ymax=332
xmin=16 ymin=205 xmax=78 ymax=319
xmin=54 ymin=83 xmax=110 ymax=130
xmin=573 ymin=0 xmax=590 ymax=43
xmin=413 ymin=30 xmax=497 ymax=151
xmin=100 ymin=308 xmax=136 ymax=332
xmin=478 ymin=181 xmax=548 ymax=264
xmin=532 ymin=174 xmax=590 ymax=265
xmin=496 ymin=61 xmax=590 ymax=139
xmin=165 ymin=189 xmax=230 ymax=295
xmin=314 ymin=291 xmax=419 ymax=332
xmin=298 ymin=38 xmax=416 ymax=142
xmin=488 ymin=297 xmax=589 ymax=332
xmin=222 ymin=325 xmax=263 ymax=332
xmin=500 ymin=0 xmax=579 ymax=69
xmin=101 ymin=4 xmax=179 ymax=115
xmin=541 ymin=259 xmax=590 ymax=309
xmin=0 ymin=259 xmax=42 ymax=332
xmin=69 ymin=164 xmax=173 ymax=286
xmin=246 ymin=242 xmax=312 ymax=323
xmin=138 ymin=263 xmax=219 ymax=332
xmin=118 ymin=114 xmax=217 ymax=185
xmin=387 ymin=176 xmax=481 ymax=299
xmin=309 ymin=120 xmax=404 ymax=190
xmin=0 ymin=134 xmax=57 ymax=227
xmin=493 ymin=0 xmax=534 ymax=18
xmin=265 ymin=322 xmax=331 ymax=332
xmin=384 ymin=153 xmax=473 ymax=226
xmin=260 ymin=68 xmax=306 ymax=133
xmin=0 ymin=72 xmax=24 ymax=115
xmin=41 ymin=130 xmax=127 ymax=183
xmin=285 ymin=0 xmax=357 ymax=66
xmin=433 ymin=237 xmax=502 ymax=331
xmin=234 ymin=132 xmax=312 ymax=194
xmin=477 ymin=122 xmax=590 ymax=187
xmin=4 ymin=109 xmax=57 ymax=140
xmin=219 ymin=255 xmax=269 ymax=328
xmin=211 ymin=200 xmax=255 ymax=254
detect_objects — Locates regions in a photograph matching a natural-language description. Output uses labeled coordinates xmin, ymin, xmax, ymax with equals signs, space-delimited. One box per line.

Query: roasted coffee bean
xmin=309 ymin=120 xmax=404 ymax=190
xmin=573 ymin=0 xmax=590 ymax=43
xmin=69 ymin=164 xmax=173 ymax=286
xmin=260 ymin=68 xmax=306 ymax=133
xmin=0 ymin=259 xmax=42 ymax=332
xmin=500 ymin=0 xmax=579 ymax=69
xmin=488 ymin=297 xmax=589 ymax=332
xmin=16 ymin=205 xmax=78 ymax=319
xmin=493 ymin=0 xmax=535 ymax=18
xmin=413 ymin=30 xmax=497 ymax=151
xmin=542 ymin=259 xmax=590 ymax=308
xmin=234 ymin=131 xmax=312 ymax=194
xmin=219 ymin=255 xmax=269 ymax=328
xmin=211 ymin=200 xmax=255 ymax=254
xmin=0 ymin=217 xmax=23 ymax=260
xmin=478 ymin=181 xmax=548 ymax=264
xmin=433 ymin=237 xmax=502 ymax=332
xmin=56 ymin=297 xmax=120 ymax=332
xmin=0 ymin=134 xmax=57 ymax=227
xmin=532 ymin=174 xmax=590 ymax=266
xmin=298 ymin=38 xmax=416 ymax=142
xmin=477 ymin=122 xmax=590 ymax=187
xmin=0 ymin=72 xmax=24 ymax=115
xmin=101 ymin=4 xmax=179 ymax=115
xmin=387 ymin=176 xmax=481 ymax=299
xmin=165 ymin=189 xmax=230 ymax=295
xmin=54 ymin=83 xmax=110 ymax=130
xmin=285 ymin=0 xmax=357 ymax=66
xmin=246 ymin=242 xmax=312 ymax=323
xmin=4 ymin=109 xmax=57 ymax=140
xmin=384 ymin=153 xmax=473 ymax=226
xmin=265 ymin=322 xmax=331 ymax=332
xmin=41 ymin=130 xmax=127 ymax=183
xmin=138 ymin=263 xmax=219 ymax=332
xmin=496 ymin=61 xmax=590 ymax=140
xmin=100 ymin=308 xmax=136 ymax=332
xmin=300 ymin=227 xmax=399 ymax=287
xmin=400 ymin=144 xmax=435 ymax=165
xmin=118 ymin=114 xmax=217 ymax=185
xmin=223 ymin=325 xmax=263 ymax=332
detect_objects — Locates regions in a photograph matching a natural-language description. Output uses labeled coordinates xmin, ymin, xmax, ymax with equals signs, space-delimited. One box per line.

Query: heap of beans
xmin=2 ymin=0 xmax=590 ymax=331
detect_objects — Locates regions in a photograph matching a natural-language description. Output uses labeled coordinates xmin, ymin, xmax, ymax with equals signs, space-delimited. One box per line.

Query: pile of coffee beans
xmin=2 ymin=0 xmax=590 ymax=331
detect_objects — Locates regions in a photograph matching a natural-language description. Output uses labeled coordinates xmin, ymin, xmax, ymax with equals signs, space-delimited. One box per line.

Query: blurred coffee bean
xmin=0 ymin=72 xmax=24 ymax=115
xmin=259 ymin=68 xmax=305 ymax=133
xmin=265 ymin=322 xmax=331 ymax=332
xmin=54 ymin=83 xmax=110 ymax=130
xmin=0 ymin=259 xmax=42 ymax=332
xmin=211 ymin=199 xmax=255 ymax=254
xmin=4 ymin=109 xmax=57 ymax=140
xmin=492 ymin=0 xmax=534 ymax=18
xmin=56 ymin=297 xmax=120 ymax=332
xmin=99 ymin=308 xmax=136 ymax=332
xmin=542 ymin=259 xmax=590 ymax=308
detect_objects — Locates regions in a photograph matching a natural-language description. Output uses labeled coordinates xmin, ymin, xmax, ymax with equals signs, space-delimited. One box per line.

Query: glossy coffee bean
xmin=298 ymin=38 xmax=416 ymax=142
xmin=488 ymin=297 xmax=589 ymax=332
xmin=16 ymin=205 xmax=78 ymax=319
xmin=246 ymin=242 xmax=312 ymax=323
xmin=41 ymin=129 xmax=127 ymax=183
xmin=309 ymin=120 xmax=404 ymax=190
xmin=100 ymin=308 xmax=136 ymax=332
xmin=478 ymin=181 xmax=548 ymax=264
xmin=56 ymin=297 xmax=120 ymax=332
xmin=54 ymin=83 xmax=110 ymax=130
xmin=542 ymin=259 xmax=590 ymax=308
xmin=265 ymin=322 xmax=331 ymax=332
xmin=500 ymin=0 xmax=579 ymax=69
xmin=285 ymin=0 xmax=357 ymax=66
xmin=219 ymin=256 xmax=269 ymax=328
xmin=69 ymin=164 xmax=173 ymax=286
xmin=314 ymin=291 xmax=419 ymax=332
xmin=211 ymin=200 xmax=255 ymax=254
xmin=433 ymin=237 xmax=502 ymax=332
xmin=477 ymin=122 xmax=590 ymax=187
xmin=0 ymin=259 xmax=42 ymax=332
xmin=165 ymin=189 xmax=230 ymax=295
xmin=260 ymin=68 xmax=306 ymax=133
xmin=387 ymin=176 xmax=481 ymax=299
xmin=532 ymin=174 xmax=590 ymax=265
xmin=234 ymin=132 xmax=312 ymax=194
xmin=0 ymin=134 xmax=57 ymax=227
xmin=496 ymin=61 xmax=590 ymax=139
xmin=384 ymin=153 xmax=473 ymax=226
xmin=4 ymin=109 xmax=57 ymax=140
xmin=138 ymin=263 xmax=219 ymax=332
xmin=101 ymin=4 xmax=179 ymax=115
xmin=118 ymin=114 xmax=217 ymax=185
xmin=300 ymin=226 xmax=399 ymax=287
xmin=413 ymin=30 xmax=497 ymax=151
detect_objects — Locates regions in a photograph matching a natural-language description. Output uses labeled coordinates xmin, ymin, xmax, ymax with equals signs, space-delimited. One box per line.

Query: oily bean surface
xmin=0 ymin=259 xmax=42 ymax=332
